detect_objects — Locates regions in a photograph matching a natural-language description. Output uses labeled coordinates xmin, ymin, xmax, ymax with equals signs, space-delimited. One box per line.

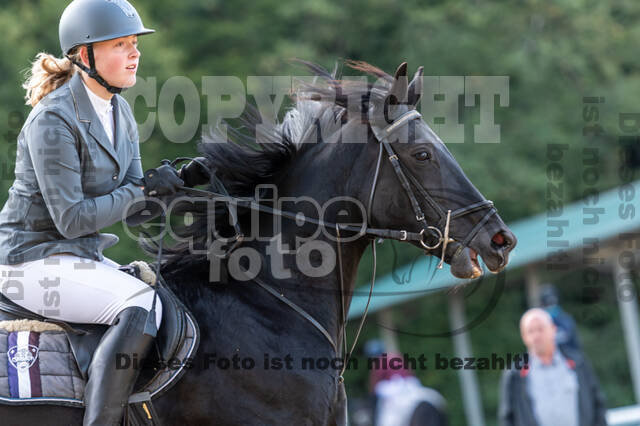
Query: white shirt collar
xmin=81 ymin=78 xmax=113 ymax=117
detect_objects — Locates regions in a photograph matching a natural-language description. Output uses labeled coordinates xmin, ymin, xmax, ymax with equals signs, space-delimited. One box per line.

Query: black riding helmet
xmin=59 ymin=0 xmax=155 ymax=94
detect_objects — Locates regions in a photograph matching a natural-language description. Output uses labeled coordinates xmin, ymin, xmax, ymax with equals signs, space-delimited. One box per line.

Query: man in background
xmin=499 ymin=308 xmax=606 ymax=426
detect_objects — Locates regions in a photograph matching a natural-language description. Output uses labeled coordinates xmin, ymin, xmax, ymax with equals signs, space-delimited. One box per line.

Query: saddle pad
xmin=0 ymin=309 xmax=199 ymax=408
xmin=0 ymin=322 xmax=85 ymax=407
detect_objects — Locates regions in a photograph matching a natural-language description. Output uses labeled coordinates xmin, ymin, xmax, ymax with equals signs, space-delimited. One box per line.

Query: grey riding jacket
xmin=0 ymin=72 xmax=147 ymax=265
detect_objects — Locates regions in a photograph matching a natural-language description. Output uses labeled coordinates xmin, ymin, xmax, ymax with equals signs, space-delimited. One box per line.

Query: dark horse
xmin=2 ymin=61 xmax=516 ymax=425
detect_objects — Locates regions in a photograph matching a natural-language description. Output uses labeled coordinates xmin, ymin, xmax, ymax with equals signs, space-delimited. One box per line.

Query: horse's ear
xmin=388 ymin=62 xmax=408 ymax=104
xmin=408 ymin=66 xmax=424 ymax=106
xmin=393 ymin=62 xmax=408 ymax=80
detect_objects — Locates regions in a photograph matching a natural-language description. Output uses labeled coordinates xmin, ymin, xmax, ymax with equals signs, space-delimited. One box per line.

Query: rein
xmin=172 ymin=186 xmax=438 ymax=248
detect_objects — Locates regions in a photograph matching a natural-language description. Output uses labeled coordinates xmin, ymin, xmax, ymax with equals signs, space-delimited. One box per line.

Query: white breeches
xmin=0 ymin=254 xmax=162 ymax=329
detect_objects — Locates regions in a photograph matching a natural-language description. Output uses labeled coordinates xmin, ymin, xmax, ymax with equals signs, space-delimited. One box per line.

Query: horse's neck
xmin=245 ymin=141 xmax=372 ymax=342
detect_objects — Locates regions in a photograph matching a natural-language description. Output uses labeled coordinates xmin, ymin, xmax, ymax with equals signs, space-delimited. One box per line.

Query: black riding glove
xmin=142 ymin=164 xmax=184 ymax=196
xmin=178 ymin=157 xmax=211 ymax=187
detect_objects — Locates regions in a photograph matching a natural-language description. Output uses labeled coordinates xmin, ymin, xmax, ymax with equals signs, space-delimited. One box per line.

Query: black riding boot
xmin=83 ymin=306 xmax=155 ymax=426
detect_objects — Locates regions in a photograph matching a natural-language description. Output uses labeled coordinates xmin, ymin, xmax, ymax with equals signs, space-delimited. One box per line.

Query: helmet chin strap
xmin=67 ymin=43 xmax=124 ymax=94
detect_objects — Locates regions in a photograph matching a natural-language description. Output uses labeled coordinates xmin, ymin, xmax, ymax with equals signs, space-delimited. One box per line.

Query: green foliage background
xmin=0 ymin=1 xmax=637 ymax=424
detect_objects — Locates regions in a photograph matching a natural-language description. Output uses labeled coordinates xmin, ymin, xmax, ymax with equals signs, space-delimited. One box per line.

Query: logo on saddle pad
xmin=106 ymin=0 xmax=136 ymax=17
xmin=7 ymin=345 xmax=39 ymax=371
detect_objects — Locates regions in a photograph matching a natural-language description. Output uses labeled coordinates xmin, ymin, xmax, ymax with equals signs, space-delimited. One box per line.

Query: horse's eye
xmin=414 ymin=151 xmax=430 ymax=161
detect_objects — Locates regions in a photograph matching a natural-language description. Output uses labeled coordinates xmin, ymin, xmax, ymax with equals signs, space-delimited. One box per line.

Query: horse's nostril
xmin=492 ymin=232 xmax=509 ymax=248
xmin=492 ymin=230 xmax=517 ymax=250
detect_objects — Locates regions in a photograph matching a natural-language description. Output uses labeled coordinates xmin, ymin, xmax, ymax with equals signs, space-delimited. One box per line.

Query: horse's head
xmin=192 ymin=60 xmax=515 ymax=280
xmin=353 ymin=62 xmax=516 ymax=279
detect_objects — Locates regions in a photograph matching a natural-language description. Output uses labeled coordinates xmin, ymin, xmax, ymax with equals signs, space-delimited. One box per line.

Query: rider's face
xmin=82 ymin=35 xmax=140 ymax=89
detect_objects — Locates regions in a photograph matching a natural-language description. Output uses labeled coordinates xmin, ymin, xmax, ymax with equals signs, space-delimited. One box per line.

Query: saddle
xmin=0 ymin=265 xmax=200 ymax=426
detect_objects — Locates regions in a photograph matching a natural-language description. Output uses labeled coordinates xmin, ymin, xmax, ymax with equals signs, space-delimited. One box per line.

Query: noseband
xmin=367 ymin=108 xmax=497 ymax=266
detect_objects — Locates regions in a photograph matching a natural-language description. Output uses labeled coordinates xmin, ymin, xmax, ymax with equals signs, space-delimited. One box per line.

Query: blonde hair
xmin=22 ymin=49 xmax=83 ymax=107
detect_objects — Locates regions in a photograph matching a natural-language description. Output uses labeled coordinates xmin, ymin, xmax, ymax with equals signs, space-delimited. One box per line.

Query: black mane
xmin=199 ymin=59 xmax=395 ymax=194
xmin=145 ymin=60 xmax=395 ymax=269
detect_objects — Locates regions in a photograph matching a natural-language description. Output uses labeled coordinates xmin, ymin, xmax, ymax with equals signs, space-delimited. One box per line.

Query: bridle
xmin=367 ymin=108 xmax=497 ymax=266
xmin=331 ymin=107 xmax=497 ymax=379
xmin=151 ymin=107 xmax=498 ymax=383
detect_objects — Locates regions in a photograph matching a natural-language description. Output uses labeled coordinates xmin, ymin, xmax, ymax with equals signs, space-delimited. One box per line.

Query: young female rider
xmin=0 ymin=0 xmax=207 ymax=424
